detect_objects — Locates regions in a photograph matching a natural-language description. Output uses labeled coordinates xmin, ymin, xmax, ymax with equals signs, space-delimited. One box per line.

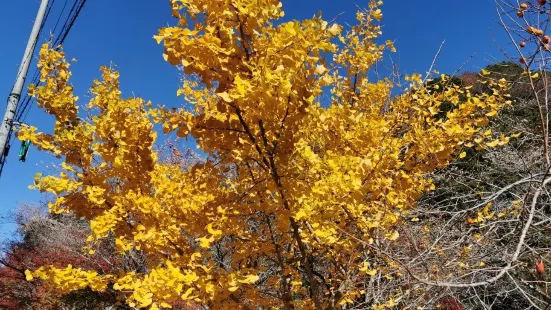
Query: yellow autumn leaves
xmin=27 ymin=265 xmax=111 ymax=294
xmin=20 ymin=0 xmax=510 ymax=309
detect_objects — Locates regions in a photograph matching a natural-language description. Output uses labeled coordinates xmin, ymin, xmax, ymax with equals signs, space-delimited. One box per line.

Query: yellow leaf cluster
xmin=27 ymin=265 xmax=112 ymax=294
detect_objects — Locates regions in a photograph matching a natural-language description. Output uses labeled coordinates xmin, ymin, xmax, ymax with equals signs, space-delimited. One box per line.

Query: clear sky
xmin=0 ymin=0 xmax=512 ymax=240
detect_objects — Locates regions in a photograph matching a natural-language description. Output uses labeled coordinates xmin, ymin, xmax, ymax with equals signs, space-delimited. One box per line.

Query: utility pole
xmin=0 ymin=0 xmax=49 ymax=171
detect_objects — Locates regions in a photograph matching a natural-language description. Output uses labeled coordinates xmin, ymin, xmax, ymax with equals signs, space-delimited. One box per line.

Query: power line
xmin=55 ymin=0 xmax=86 ymax=46
xmin=51 ymin=0 xmax=69 ymax=35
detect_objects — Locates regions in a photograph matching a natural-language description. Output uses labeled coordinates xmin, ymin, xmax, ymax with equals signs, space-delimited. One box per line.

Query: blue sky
xmin=0 ymin=0 xmax=511 ymax=240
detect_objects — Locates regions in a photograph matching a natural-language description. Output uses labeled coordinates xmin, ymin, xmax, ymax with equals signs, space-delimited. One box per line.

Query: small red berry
xmin=536 ymin=261 xmax=545 ymax=274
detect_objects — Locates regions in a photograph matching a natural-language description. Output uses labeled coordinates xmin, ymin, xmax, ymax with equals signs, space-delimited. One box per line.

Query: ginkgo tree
xmin=20 ymin=0 xmax=509 ymax=309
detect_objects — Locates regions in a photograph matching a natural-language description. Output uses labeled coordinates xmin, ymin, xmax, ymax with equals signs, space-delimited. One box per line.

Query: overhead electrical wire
xmin=51 ymin=0 xmax=69 ymax=36
xmin=55 ymin=0 xmax=87 ymax=47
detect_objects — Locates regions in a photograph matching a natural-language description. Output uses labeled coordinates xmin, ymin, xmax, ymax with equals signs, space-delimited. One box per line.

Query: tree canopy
xmin=18 ymin=0 xmax=509 ymax=309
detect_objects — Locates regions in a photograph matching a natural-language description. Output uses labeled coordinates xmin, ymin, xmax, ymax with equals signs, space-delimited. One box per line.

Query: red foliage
xmin=439 ymin=296 xmax=466 ymax=310
xmin=459 ymin=72 xmax=483 ymax=93
xmin=0 ymin=238 xmax=119 ymax=309
xmin=0 ymin=245 xmax=59 ymax=309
